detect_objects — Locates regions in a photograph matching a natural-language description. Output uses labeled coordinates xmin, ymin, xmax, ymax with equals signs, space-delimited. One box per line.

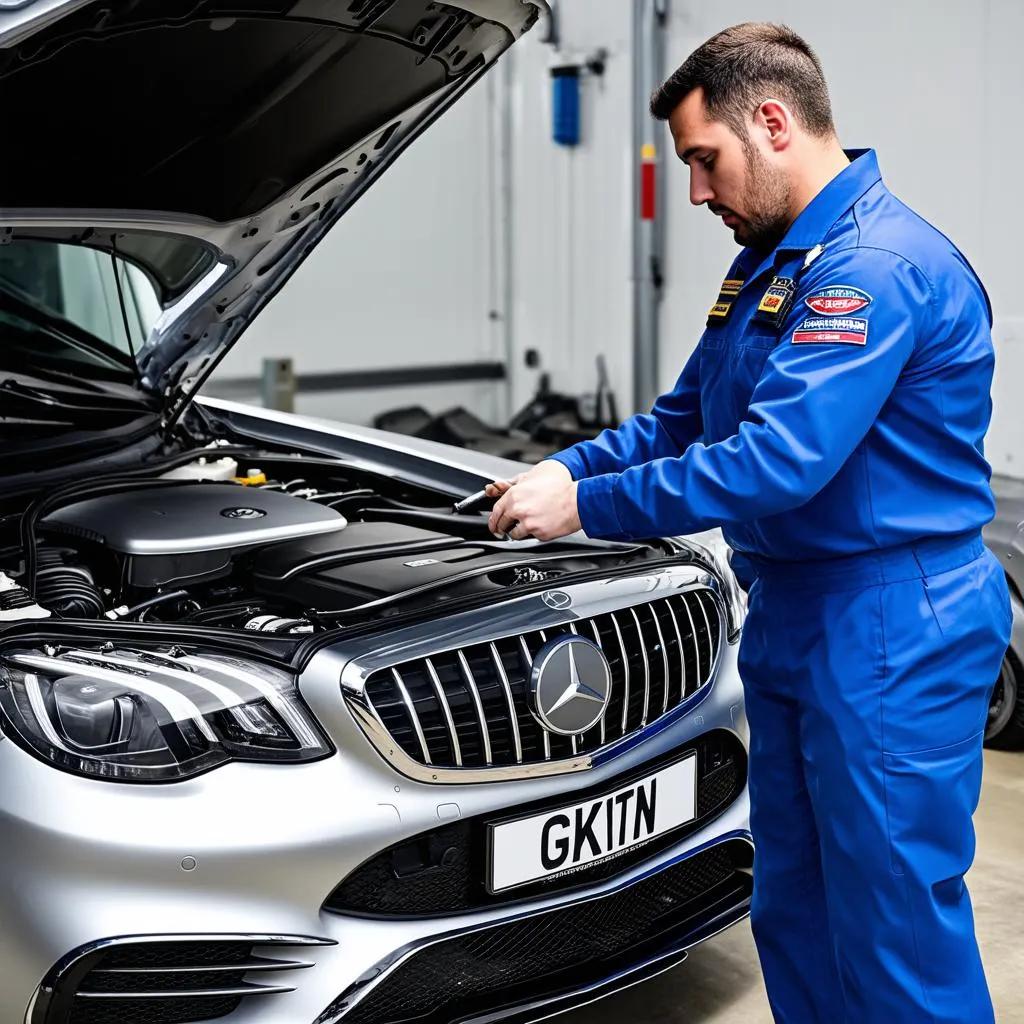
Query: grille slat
xmin=533 ymin=633 xmax=553 ymax=760
xmin=360 ymin=589 xmax=722 ymax=772
xmin=628 ymin=606 xmax=651 ymax=727
xmin=489 ymin=642 xmax=522 ymax=763
xmin=425 ymin=657 xmax=462 ymax=767
xmin=664 ymin=598 xmax=687 ymax=703
xmin=390 ymin=667 xmax=431 ymax=764
xmin=649 ymin=603 xmax=671 ymax=715
xmin=586 ymin=619 xmax=607 ymax=745
xmin=458 ymin=651 xmax=492 ymax=765
xmin=693 ymin=592 xmax=713 ymax=683
xmin=609 ymin=612 xmax=631 ymax=734
xmin=677 ymin=594 xmax=700 ymax=697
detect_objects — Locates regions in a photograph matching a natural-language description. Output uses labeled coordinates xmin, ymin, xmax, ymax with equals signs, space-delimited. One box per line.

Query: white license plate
xmin=489 ymin=754 xmax=697 ymax=892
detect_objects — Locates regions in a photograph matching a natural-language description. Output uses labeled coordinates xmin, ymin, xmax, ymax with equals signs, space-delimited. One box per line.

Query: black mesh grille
xmin=81 ymin=970 xmax=249 ymax=994
xmin=68 ymin=998 xmax=239 ymax=1024
xmin=360 ymin=589 xmax=722 ymax=770
xmin=97 ymin=942 xmax=254 ymax=970
xmin=325 ymin=729 xmax=746 ymax=917
xmin=319 ymin=842 xmax=751 ymax=1024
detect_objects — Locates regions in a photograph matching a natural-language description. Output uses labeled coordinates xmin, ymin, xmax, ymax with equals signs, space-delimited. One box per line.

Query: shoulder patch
xmin=706 ymin=275 xmax=745 ymax=326
xmin=804 ymin=286 xmax=872 ymax=316
xmin=792 ymin=316 xmax=868 ymax=346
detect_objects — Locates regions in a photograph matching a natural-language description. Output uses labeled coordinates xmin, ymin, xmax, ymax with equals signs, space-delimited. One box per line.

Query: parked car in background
xmin=0 ymin=3 xmax=752 ymax=1023
xmin=983 ymin=477 xmax=1024 ymax=749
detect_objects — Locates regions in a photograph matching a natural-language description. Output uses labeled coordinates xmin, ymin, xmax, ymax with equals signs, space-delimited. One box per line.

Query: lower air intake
xmin=33 ymin=936 xmax=333 ymax=1024
xmin=316 ymin=840 xmax=752 ymax=1024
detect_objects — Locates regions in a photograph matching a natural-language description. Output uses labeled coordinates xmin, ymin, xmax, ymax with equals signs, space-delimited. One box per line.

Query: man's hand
xmin=485 ymin=460 xmax=582 ymax=541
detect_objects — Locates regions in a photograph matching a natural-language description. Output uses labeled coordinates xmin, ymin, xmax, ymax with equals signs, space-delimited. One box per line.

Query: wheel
xmin=985 ymin=634 xmax=1024 ymax=751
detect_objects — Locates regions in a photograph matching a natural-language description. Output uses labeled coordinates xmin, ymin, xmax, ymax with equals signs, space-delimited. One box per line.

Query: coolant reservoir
xmin=161 ymin=456 xmax=239 ymax=481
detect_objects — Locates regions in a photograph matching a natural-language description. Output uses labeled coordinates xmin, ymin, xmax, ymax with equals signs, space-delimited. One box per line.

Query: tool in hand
xmin=452 ymin=488 xmax=491 ymax=514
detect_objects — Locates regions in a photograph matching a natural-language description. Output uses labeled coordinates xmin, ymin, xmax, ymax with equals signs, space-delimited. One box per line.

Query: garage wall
xmin=502 ymin=0 xmax=634 ymax=422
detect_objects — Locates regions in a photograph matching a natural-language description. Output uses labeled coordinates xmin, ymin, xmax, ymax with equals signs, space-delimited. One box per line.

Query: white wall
xmin=208 ymin=0 xmax=1024 ymax=476
xmin=503 ymin=0 xmax=634 ymax=418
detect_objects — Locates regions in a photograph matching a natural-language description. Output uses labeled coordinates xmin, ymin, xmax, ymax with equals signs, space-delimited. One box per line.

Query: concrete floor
xmin=571 ymin=749 xmax=1024 ymax=1024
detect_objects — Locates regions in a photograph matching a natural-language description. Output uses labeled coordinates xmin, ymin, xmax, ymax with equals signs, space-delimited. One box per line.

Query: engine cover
xmin=43 ymin=482 xmax=347 ymax=554
xmin=41 ymin=482 xmax=348 ymax=588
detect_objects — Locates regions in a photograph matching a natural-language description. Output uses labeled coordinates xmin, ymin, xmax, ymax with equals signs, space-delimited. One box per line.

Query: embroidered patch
xmin=751 ymin=276 xmax=796 ymax=329
xmin=804 ymin=286 xmax=872 ymax=316
xmin=706 ymin=275 xmax=744 ymax=326
xmin=791 ymin=316 xmax=868 ymax=345
xmin=757 ymin=282 xmax=790 ymax=315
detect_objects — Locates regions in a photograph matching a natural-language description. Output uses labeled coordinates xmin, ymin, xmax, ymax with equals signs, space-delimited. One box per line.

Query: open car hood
xmin=0 ymin=0 xmax=544 ymax=422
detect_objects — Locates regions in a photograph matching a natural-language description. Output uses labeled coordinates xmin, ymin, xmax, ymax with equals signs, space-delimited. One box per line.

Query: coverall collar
xmin=742 ymin=149 xmax=883 ymax=282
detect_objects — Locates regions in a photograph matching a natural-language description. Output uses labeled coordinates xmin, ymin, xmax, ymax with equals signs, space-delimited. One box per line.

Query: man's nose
xmin=690 ymin=173 xmax=714 ymax=207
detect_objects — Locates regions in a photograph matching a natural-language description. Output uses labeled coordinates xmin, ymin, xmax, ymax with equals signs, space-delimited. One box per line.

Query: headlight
xmin=665 ymin=531 xmax=746 ymax=644
xmin=0 ymin=643 xmax=332 ymax=782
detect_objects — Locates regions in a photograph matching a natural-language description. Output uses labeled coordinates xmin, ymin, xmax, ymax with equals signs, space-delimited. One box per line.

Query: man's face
xmin=668 ymin=87 xmax=792 ymax=252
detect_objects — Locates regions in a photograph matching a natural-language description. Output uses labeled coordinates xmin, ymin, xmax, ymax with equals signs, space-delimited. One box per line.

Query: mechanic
xmin=485 ymin=22 xmax=1011 ymax=1024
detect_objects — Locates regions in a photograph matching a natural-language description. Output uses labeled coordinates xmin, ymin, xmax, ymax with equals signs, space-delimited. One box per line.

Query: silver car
xmin=0 ymin=2 xmax=752 ymax=1022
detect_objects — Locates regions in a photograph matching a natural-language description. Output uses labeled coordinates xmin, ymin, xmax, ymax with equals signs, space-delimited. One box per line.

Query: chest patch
xmin=752 ymin=276 xmax=796 ymax=328
xmin=792 ymin=316 xmax=868 ymax=346
xmin=804 ymin=286 xmax=872 ymax=316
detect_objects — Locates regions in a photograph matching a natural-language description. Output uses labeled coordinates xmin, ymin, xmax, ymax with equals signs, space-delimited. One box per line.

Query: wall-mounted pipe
xmin=631 ymin=0 xmax=668 ymax=415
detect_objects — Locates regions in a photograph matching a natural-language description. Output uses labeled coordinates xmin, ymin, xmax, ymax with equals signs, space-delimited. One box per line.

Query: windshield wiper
xmin=0 ymin=375 xmax=153 ymax=421
xmin=0 ymin=283 xmax=138 ymax=375
xmin=0 ymin=378 xmax=58 ymax=405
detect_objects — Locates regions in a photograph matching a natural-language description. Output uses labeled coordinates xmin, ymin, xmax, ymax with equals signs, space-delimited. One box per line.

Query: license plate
xmin=489 ymin=754 xmax=697 ymax=892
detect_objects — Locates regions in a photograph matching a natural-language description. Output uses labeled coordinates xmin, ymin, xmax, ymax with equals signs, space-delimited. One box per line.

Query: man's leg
xmin=739 ymin=584 xmax=845 ymax=1023
xmin=797 ymin=550 xmax=1009 ymax=1022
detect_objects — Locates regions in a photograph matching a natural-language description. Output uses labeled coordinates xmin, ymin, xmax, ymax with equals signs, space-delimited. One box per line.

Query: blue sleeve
xmin=575 ymin=248 xmax=933 ymax=539
xmin=547 ymin=342 xmax=703 ymax=480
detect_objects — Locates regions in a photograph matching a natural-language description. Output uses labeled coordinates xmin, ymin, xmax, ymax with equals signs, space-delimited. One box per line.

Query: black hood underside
xmin=1 ymin=0 xmax=518 ymax=224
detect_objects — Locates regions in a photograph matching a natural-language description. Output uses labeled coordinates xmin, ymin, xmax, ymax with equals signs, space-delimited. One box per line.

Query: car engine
xmin=0 ymin=449 xmax=665 ymax=636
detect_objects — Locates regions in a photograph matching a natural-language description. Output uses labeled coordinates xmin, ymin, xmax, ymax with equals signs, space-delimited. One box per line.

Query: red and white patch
xmin=792 ymin=316 xmax=868 ymax=346
xmin=804 ymin=285 xmax=872 ymax=316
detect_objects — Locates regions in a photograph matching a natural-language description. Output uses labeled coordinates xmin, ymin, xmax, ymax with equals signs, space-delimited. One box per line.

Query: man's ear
xmin=754 ymin=99 xmax=793 ymax=152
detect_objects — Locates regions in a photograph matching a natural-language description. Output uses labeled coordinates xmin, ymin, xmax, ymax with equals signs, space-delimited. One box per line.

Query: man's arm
xmin=574 ymin=248 xmax=932 ymax=539
xmin=546 ymin=341 xmax=704 ymax=480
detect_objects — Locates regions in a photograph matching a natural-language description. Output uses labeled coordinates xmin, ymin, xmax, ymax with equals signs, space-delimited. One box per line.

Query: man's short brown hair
xmin=650 ymin=23 xmax=836 ymax=140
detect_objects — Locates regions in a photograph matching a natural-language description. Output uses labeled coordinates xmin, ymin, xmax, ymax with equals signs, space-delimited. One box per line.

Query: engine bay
xmin=0 ymin=447 xmax=669 ymax=637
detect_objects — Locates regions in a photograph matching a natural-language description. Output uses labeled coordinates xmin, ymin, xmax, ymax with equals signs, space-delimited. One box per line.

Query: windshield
xmin=0 ymin=239 xmax=168 ymax=377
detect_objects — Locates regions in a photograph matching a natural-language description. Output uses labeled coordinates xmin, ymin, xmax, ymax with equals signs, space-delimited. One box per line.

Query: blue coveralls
xmin=550 ymin=150 xmax=1012 ymax=1023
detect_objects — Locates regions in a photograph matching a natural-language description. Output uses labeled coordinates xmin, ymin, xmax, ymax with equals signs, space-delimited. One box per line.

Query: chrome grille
xmin=358 ymin=589 xmax=721 ymax=771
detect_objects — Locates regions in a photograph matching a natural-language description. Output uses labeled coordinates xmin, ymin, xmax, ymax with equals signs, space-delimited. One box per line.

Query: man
xmin=486 ymin=22 xmax=1011 ymax=1024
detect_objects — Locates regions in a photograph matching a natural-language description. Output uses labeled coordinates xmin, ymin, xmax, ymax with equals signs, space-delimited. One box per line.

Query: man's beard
xmin=732 ymin=144 xmax=792 ymax=252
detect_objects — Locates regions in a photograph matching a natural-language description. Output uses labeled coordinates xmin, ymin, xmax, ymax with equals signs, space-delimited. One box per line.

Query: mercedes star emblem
xmin=530 ymin=635 xmax=612 ymax=736
xmin=542 ymin=590 xmax=573 ymax=610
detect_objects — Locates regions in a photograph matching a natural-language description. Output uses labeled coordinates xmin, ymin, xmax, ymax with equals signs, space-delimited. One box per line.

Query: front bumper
xmin=1 ymin=593 xmax=750 ymax=1024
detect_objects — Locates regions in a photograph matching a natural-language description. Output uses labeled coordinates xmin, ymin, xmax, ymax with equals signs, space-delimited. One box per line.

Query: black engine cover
xmin=251 ymin=521 xmax=652 ymax=613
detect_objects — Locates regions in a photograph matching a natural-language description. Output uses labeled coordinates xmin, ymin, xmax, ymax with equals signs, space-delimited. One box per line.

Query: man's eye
xmin=701 ymin=156 xmax=715 ymax=170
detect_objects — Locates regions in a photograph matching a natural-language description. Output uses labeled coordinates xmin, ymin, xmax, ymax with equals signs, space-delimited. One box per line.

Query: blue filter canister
xmin=551 ymin=65 xmax=581 ymax=146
